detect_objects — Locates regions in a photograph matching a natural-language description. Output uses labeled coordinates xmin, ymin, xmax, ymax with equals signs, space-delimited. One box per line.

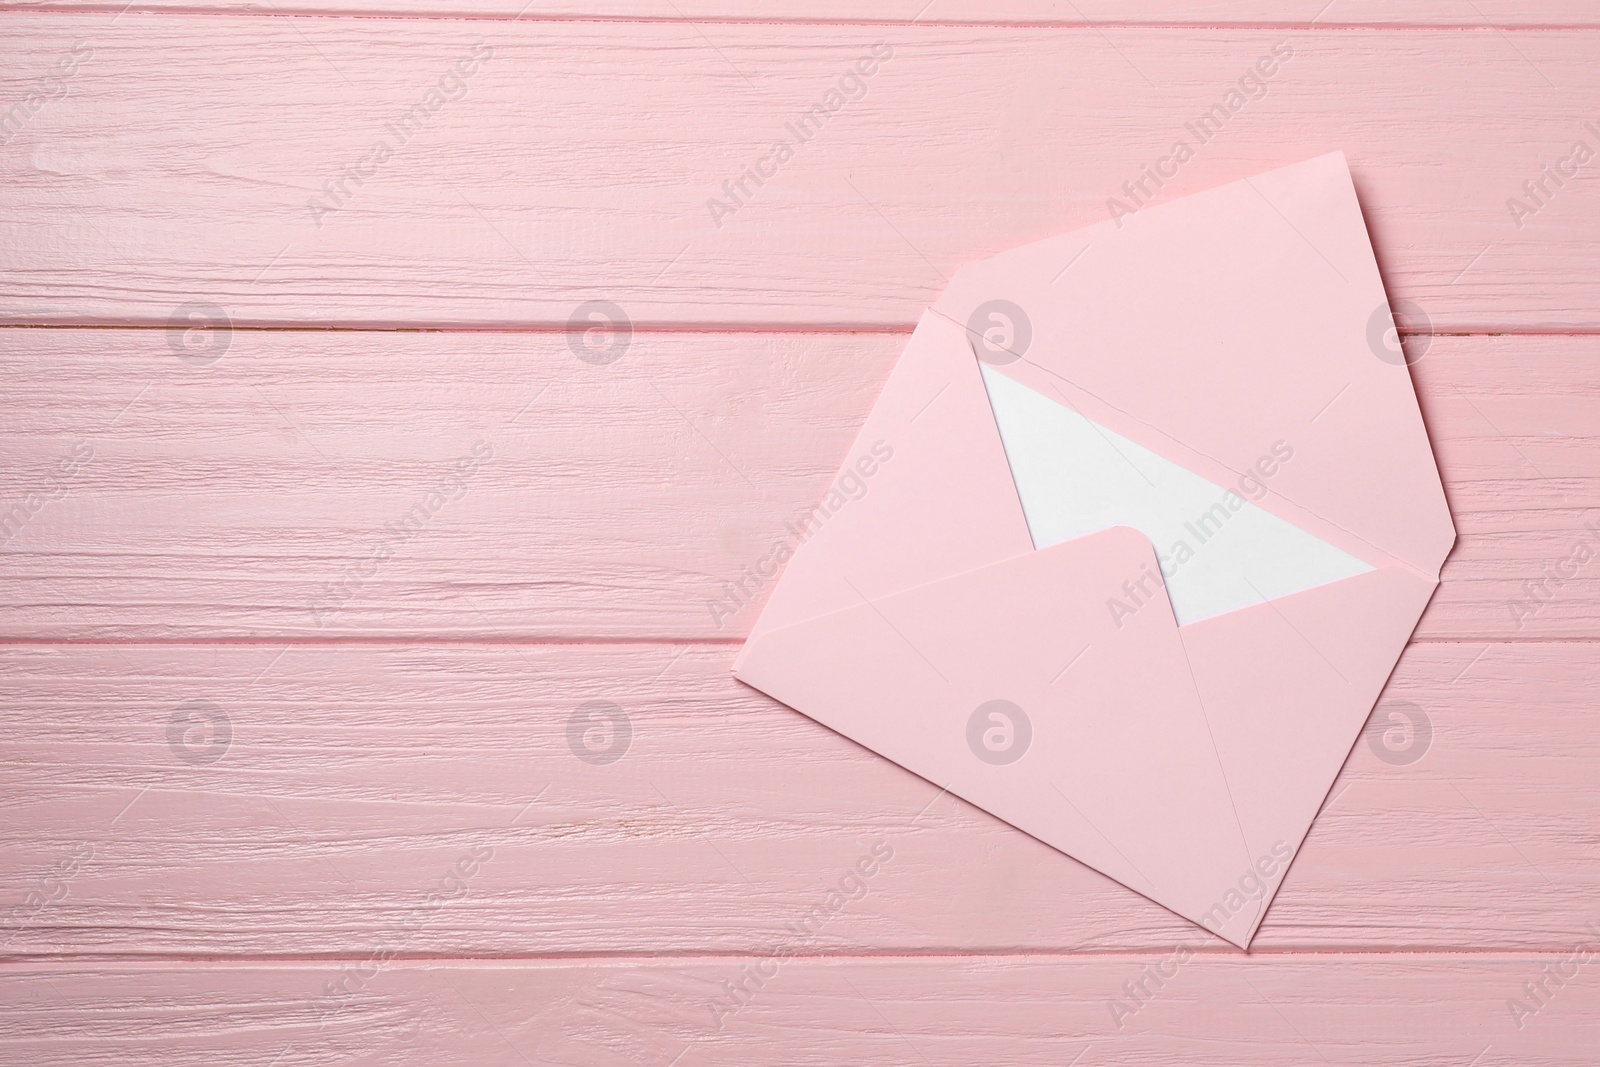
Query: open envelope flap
xmin=935 ymin=151 xmax=1455 ymax=581
xmin=736 ymin=525 xmax=1263 ymax=942
xmin=738 ymin=311 xmax=1034 ymax=654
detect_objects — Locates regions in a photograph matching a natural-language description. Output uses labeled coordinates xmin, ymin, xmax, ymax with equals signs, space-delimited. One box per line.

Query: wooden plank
xmin=1 ymin=639 xmax=1595 ymax=959
xmin=2 ymin=954 xmax=1596 ymax=1065
xmin=1 ymin=327 xmax=1596 ymax=640
xmin=1412 ymin=332 xmax=1600 ymax=640
xmin=5 ymin=1 xmax=1600 ymax=27
xmin=3 ymin=19 xmax=1599 ymax=329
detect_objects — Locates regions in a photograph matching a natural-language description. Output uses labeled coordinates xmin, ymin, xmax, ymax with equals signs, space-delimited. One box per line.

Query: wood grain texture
xmin=6 ymin=1 xmax=1600 ymax=26
xmin=3 ymin=7 xmax=1598 ymax=1058
xmin=2 ymin=327 xmax=1596 ymax=640
xmin=2 ymin=639 xmax=1594 ymax=958
xmin=2 ymin=18 xmax=1599 ymax=329
xmin=4 ymin=955 xmax=1598 ymax=1066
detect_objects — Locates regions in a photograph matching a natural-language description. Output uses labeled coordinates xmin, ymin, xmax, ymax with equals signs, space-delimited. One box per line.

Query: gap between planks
xmin=6 ymin=4 xmax=1600 ymax=30
xmin=0 ymin=636 xmax=1581 ymax=645
xmin=1 ymin=324 xmax=1596 ymax=337
xmin=3 ymin=947 xmax=1598 ymax=966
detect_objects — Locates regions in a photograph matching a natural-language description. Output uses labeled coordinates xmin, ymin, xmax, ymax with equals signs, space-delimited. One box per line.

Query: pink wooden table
xmin=3 ymin=2 xmax=1598 ymax=1062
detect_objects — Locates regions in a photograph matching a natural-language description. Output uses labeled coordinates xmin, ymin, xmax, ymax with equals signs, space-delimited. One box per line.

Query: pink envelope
xmin=733 ymin=152 xmax=1454 ymax=948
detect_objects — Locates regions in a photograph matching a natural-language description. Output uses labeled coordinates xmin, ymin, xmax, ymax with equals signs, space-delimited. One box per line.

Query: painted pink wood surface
xmin=3 ymin=18 xmax=1600 ymax=329
xmin=7 ymin=0 xmax=1600 ymax=25
xmin=1 ymin=640 xmax=1595 ymax=958
xmin=2 ymin=328 xmax=1598 ymax=640
xmin=3 ymin=956 xmax=1597 ymax=1066
xmin=4 ymin=5 xmax=1599 ymax=1062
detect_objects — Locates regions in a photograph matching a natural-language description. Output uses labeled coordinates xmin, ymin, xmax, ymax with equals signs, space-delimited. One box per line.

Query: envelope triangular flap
xmin=1174 ymin=562 xmax=1438 ymax=946
xmin=739 ymin=311 xmax=1034 ymax=654
xmin=935 ymin=152 xmax=1455 ymax=580
xmin=736 ymin=526 xmax=1259 ymax=942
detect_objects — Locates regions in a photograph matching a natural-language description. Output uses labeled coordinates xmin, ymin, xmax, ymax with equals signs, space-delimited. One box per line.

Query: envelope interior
xmin=979 ymin=363 xmax=1373 ymax=625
